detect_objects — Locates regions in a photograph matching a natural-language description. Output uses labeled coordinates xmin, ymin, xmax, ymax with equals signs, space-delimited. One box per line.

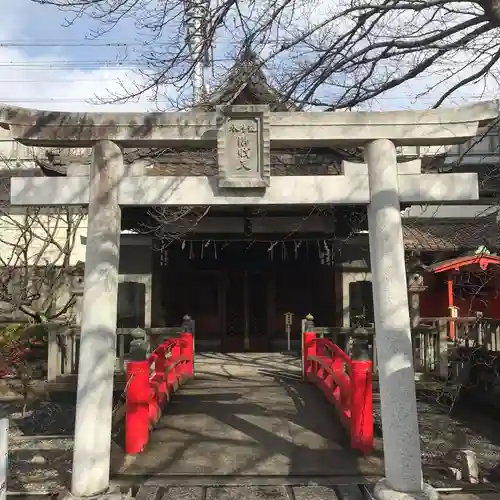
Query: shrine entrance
xmin=160 ymin=237 xmax=336 ymax=352
xmin=224 ymin=268 xmax=268 ymax=351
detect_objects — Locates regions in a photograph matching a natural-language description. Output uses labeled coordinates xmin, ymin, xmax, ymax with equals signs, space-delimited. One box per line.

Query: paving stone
xmin=206 ymin=486 xmax=288 ymax=500
xmin=292 ymin=486 xmax=340 ymax=499
xmin=161 ymin=487 xmax=205 ymax=500
xmin=334 ymin=485 xmax=365 ymax=500
xmin=135 ymin=486 xmax=163 ymax=500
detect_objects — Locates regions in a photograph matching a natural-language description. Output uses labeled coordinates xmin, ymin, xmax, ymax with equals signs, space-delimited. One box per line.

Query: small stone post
xmin=460 ymin=449 xmax=480 ymax=484
xmin=129 ymin=328 xmax=150 ymax=361
xmin=437 ymin=320 xmax=449 ymax=380
xmin=302 ymin=313 xmax=314 ymax=333
xmin=71 ymin=140 xmax=124 ymax=497
xmin=351 ymin=327 xmax=371 ymax=361
xmin=181 ymin=314 xmax=194 ymax=334
xmin=366 ymin=140 xmax=438 ymax=500
xmin=302 ymin=314 xmax=315 ymax=379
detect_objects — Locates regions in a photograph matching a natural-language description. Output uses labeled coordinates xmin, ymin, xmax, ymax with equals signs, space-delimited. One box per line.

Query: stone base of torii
xmin=5 ymin=101 xmax=500 ymax=500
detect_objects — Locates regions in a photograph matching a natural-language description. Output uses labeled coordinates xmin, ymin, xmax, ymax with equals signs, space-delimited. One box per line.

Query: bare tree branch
xmin=26 ymin=0 xmax=500 ymax=109
xmin=0 ymin=155 xmax=84 ymax=324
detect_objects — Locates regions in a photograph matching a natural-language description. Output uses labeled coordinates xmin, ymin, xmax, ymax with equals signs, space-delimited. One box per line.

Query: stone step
xmin=135 ymin=484 xmax=367 ymax=500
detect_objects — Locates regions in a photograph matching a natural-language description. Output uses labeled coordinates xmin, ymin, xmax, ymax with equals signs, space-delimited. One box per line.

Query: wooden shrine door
xmin=223 ymin=269 xmax=269 ymax=352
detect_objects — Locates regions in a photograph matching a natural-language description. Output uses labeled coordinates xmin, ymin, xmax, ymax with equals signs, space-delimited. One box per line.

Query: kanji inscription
xmin=228 ymin=119 xmax=257 ymax=173
xmin=217 ymin=105 xmax=271 ymax=189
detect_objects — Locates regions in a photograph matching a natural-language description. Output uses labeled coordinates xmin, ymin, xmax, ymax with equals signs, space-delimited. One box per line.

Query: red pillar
xmin=350 ymin=358 xmax=373 ymax=454
xmin=302 ymin=331 xmax=317 ymax=379
xmin=125 ymin=360 xmax=150 ymax=454
xmin=170 ymin=340 xmax=181 ymax=384
xmin=180 ymin=332 xmax=194 ymax=378
xmin=154 ymin=345 xmax=167 ymax=403
xmin=447 ymin=278 xmax=456 ymax=340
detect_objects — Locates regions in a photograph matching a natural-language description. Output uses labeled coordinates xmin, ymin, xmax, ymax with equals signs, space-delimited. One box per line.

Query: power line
xmin=0 ymin=89 xmax=492 ymax=102
xmin=0 ymin=41 xmax=143 ymax=47
xmin=0 ymin=58 xmax=243 ymax=68
xmin=0 ymin=38 xmax=294 ymax=47
xmin=0 ymin=57 xmax=493 ymax=74
xmin=0 ymin=77 xmax=492 ymax=101
xmin=0 ymin=60 xmax=148 ymax=66
xmin=0 ymin=95 xmax=492 ymax=104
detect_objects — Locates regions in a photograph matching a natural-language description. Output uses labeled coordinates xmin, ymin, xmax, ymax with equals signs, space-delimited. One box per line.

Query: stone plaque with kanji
xmin=217 ymin=105 xmax=270 ymax=189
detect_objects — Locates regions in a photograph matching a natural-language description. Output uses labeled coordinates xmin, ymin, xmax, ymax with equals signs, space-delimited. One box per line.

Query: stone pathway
xmin=118 ymin=353 xmax=383 ymax=477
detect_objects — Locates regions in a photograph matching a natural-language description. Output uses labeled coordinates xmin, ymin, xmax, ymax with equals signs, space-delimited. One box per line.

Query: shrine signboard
xmin=216 ymin=104 xmax=270 ymax=189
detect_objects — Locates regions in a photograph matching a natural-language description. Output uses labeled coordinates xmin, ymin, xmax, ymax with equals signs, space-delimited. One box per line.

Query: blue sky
xmin=2 ymin=0 xmax=499 ymax=112
xmin=1 ymin=0 xmax=155 ymax=111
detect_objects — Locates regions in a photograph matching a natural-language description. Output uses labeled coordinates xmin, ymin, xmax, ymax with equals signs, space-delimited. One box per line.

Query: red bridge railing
xmin=125 ymin=332 xmax=194 ymax=454
xmin=302 ymin=330 xmax=373 ymax=454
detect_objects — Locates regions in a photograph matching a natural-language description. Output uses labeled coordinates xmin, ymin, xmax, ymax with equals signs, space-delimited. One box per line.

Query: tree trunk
xmin=482 ymin=0 xmax=500 ymax=26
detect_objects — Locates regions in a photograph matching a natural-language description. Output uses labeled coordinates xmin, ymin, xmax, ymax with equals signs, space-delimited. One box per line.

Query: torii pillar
xmin=72 ymin=140 xmax=124 ymax=497
xmin=5 ymin=101 xmax=499 ymax=500
xmin=367 ymin=143 xmax=437 ymax=500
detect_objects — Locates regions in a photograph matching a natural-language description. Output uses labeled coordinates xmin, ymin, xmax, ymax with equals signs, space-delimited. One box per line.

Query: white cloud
xmin=0 ymin=1 xmax=156 ymax=112
xmin=0 ymin=57 xmax=156 ymax=112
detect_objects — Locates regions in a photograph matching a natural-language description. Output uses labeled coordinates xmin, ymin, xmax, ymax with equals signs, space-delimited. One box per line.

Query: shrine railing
xmin=436 ymin=316 xmax=500 ymax=350
xmin=306 ymin=321 xmax=447 ymax=377
xmin=125 ymin=332 xmax=194 ymax=454
xmin=417 ymin=316 xmax=500 ymax=384
xmin=302 ymin=330 xmax=373 ymax=454
xmin=46 ymin=322 xmax=195 ymax=381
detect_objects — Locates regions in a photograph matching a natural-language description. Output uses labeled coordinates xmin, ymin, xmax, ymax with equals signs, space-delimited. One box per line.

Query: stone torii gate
xmin=5 ymin=101 xmax=499 ymax=500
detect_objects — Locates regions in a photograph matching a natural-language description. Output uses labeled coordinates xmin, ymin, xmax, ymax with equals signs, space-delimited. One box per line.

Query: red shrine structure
xmin=420 ymin=252 xmax=500 ymax=337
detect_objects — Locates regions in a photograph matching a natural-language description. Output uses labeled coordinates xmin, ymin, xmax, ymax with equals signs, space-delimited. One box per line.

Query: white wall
xmin=402 ymin=205 xmax=499 ymax=219
xmin=0 ymin=208 xmax=88 ymax=267
xmin=0 ymin=124 xmax=88 ymax=268
xmin=445 ymin=126 xmax=500 ymax=165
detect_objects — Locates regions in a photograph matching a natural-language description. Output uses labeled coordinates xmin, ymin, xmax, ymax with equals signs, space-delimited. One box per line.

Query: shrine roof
xmin=402 ymin=216 xmax=500 ymax=251
xmin=427 ymin=253 xmax=500 ymax=273
xmin=32 ymin=147 xmax=349 ymax=177
xmin=195 ymin=48 xmax=294 ymax=111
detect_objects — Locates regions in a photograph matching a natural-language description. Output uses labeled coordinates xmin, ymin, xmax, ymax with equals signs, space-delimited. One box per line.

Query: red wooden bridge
xmin=117 ymin=328 xmax=381 ymax=491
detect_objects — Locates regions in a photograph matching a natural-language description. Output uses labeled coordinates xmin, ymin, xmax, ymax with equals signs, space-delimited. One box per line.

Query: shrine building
xmin=0 ymin=52 xmax=499 ymax=352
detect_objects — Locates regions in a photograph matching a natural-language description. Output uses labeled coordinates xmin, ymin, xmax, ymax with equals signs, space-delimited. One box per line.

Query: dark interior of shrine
xmin=158 ymin=238 xmax=337 ymax=352
xmin=119 ymin=205 xmax=369 ymax=352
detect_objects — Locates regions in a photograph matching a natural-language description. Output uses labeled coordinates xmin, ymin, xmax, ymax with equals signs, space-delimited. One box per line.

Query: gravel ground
xmin=1 ymin=400 xmax=75 ymax=492
xmin=373 ymin=389 xmax=500 ymax=482
xmin=0 ymin=400 xmax=75 ymax=436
